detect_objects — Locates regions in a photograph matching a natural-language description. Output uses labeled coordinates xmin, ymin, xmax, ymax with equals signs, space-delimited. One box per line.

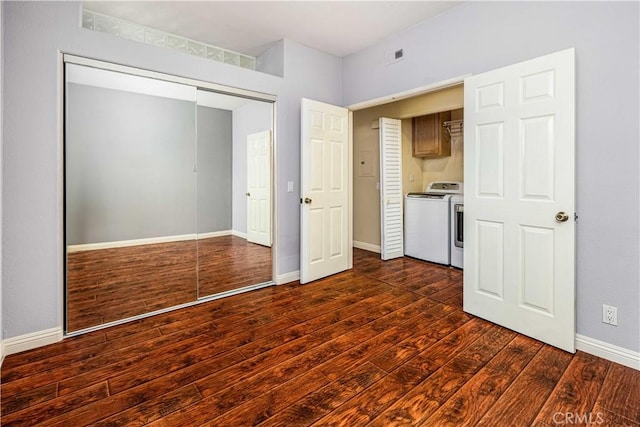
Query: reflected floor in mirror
xmin=66 ymin=236 xmax=271 ymax=332
xmin=66 ymin=240 xmax=198 ymax=332
xmin=198 ymin=235 xmax=272 ymax=297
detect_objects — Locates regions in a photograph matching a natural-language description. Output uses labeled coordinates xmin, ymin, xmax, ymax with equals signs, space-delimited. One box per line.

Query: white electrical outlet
xmin=602 ymin=304 xmax=618 ymax=326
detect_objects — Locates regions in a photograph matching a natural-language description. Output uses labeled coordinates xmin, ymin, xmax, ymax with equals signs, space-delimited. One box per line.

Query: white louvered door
xmin=379 ymin=118 xmax=404 ymax=260
xmin=464 ymin=48 xmax=576 ymax=352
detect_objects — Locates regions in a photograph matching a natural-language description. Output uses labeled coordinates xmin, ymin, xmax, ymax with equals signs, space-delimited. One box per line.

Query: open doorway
xmin=350 ymin=84 xmax=464 ymax=260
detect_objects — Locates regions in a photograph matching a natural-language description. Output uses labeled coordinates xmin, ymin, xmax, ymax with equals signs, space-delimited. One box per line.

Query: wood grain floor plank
xmin=318 ymin=303 xmax=456 ymax=381
xmin=476 ymin=344 xmax=573 ymax=427
xmin=91 ymin=384 xmax=203 ymax=427
xmin=43 ymin=351 xmax=244 ymax=427
xmin=56 ymin=330 xmax=224 ymax=396
xmin=150 ymin=354 xmax=330 ymax=425
xmin=368 ymin=327 xmax=517 ymax=426
xmin=419 ymin=334 xmax=543 ymax=426
xmin=1 ymin=382 xmax=109 ymax=426
xmin=0 ymin=331 xmax=106 ymax=371
xmin=370 ymin=310 xmax=472 ymax=373
xmin=534 ymin=351 xmax=610 ymax=426
xmin=106 ymin=342 xmax=245 ymax=395
xmin=203 ymin=369 xmax=331 ymax=427
xmin=310 ymin=319 xmax=495 ymax=426
xmin=0 ymin=383 xmax=58 ymax=417
xmin=592 ymin=403 xmax=640 ymax=426
xmin=594 ymin=362 xmax=640 ymax=423
xmin=257 ymin=362 xmax=387 ymax=427
xmin=237 ymin=291 xmax=414 ymax=359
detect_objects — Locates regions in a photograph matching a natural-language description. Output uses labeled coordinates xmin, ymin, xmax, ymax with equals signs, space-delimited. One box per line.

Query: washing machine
xmin=450 ymin=195 xmax=464 ymax=269
xmin=404 ymin=182 xmax=463 ymax=265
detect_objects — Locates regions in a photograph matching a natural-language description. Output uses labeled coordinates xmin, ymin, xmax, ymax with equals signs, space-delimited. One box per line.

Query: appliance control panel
xmin=425 ymin=181 xmax=464 ymax=195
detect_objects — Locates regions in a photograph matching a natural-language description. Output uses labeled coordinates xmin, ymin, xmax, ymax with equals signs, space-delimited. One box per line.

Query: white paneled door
xmin=300 ymin=98 xmax=349 ymax=284
xmin=247 ymin=130 xmax=272 ymax=247
xmin=379 ymin=118 xmax=404 ymax=260
xmin=464 ymin=48 xmax=576 ymax=352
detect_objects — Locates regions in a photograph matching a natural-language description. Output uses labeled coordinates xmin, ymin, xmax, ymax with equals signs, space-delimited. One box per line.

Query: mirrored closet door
xmin=196 ymin=91 xmax=273 ymax=298
xmin=64 ymin=59 xmax=274 ymax=333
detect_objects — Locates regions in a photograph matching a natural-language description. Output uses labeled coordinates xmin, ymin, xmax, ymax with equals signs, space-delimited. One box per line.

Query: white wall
xmin=343 ymin=1 xmax=640 ymax=353
xmin=2 ymin=2 xmax=341 ymax=339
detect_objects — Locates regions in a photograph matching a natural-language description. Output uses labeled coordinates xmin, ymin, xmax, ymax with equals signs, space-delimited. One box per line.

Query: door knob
xmin=304 ymin=197 xmax=312 ymax=204
xmin=555 ymin=211 xmax=569 ymax=222
xmin=246 ymin=192 xmax=250 ymax=197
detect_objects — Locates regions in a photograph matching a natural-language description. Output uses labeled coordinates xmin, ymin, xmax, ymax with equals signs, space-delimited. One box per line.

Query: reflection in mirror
xmin=196 ymin=91 xmax=273 ymax=297
xmin=65 ymin=64 xmax=197 ymax=332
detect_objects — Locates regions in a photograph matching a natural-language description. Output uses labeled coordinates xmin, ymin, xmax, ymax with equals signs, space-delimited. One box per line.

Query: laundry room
xmin=352 ymin=84 xmax=464 ymax=265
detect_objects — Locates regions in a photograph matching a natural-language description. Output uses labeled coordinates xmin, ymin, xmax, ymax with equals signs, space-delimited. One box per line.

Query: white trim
xmin=353 ymin=240 xmax=382 ymax=254
xmin=66 ymin=231 xmax=242 ymax=252
xmin=67 ymin=234 xmax=197 ymax=252
xmin=576 ymin=334 xmax=640 ymax=371
xmin=57 ymin=51 xmax=66 ymax=342
xmin=198 ymin=230 xmax=234 ymax=239
xmin=348 ymin=111 xmax=354 ymax=270
xmin=63 ymin=54 xmax=276 ymax=102
xmin=271 ymin=102 xmax=278 ymax=285
xmin=276 ymin=270 xmax=300 ymax=285
xmin=3 ymin=327 xmax=63 ymax=356
xmin=346 ymin=74 xmax=469 ymax=111
xmin=231 ymin=230 xmax=248 ymax=239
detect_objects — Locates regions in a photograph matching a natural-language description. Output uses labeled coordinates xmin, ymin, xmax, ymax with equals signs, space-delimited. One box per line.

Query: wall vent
xmin=388 ymin=48 xmax=405 ymax=65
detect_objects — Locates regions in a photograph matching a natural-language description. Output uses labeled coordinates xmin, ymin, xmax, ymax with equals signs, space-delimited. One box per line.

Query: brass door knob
xmin=246 ymin=192 xmax=250 ymax=197
xmin=555 ymin=212 xmax=569 ymax=222
xmin=304 ymin=197 xmax=312 ymax=204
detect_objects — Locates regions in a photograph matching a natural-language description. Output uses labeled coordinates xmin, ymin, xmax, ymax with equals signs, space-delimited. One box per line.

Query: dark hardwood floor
xmin=3 ymin=248 xmax=638 ymax=426
xmin=66 ymin=235 xmax=272 ymax=332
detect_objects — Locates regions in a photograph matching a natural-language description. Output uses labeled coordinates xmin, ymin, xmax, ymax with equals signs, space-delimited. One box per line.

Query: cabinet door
xmin=412 ymin=112 xmax=451 ymax=157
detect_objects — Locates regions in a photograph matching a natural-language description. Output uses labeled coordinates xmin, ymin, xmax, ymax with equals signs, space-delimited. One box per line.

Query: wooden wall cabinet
xmin=412 ymin=111 xmax=452 ymax=158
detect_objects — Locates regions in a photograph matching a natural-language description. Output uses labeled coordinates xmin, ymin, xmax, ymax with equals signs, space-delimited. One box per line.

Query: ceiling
xmin=84 ymin=1 xmax=463 ymax=58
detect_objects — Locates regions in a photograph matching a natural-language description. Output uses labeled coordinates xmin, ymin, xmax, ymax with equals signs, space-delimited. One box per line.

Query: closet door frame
xmin=61 ymin=54 xmax=278 ymax=336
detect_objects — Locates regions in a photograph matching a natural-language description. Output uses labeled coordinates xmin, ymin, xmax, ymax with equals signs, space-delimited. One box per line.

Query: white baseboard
xmin=3 ymin=327 xmax=63 ymax=356
xmin=67 ymin=233 xmax=197 ymax=252
xmin=353 ymin=240 xmax=381 ymax=254
xmin=576 ymin=334 xmax=640 ymax=370
xmin=67 ymin=231 xmax=240 ymax=252
xmin=276 ymin=270 xmax=300 ymax=285
xmin=198 ymin=230 xmax=234 ymax=239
